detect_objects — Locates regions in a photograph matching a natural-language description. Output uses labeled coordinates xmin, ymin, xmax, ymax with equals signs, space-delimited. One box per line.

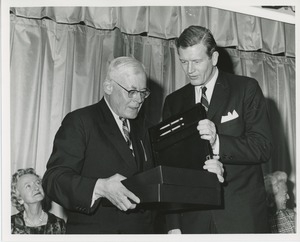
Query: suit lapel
xmin=207 ymin=72 xmax=230 ymax=121
xmin=184 ymin=84 xmax=196 ymax=108
xmin=129 ymin=119 xmax=145 ymax=172
xmin=98 ymin=99 xmax=137 ymax=170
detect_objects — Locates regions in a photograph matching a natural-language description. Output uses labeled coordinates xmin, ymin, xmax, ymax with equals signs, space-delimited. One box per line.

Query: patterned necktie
xmin=201 ymin=86 xmax=209 ymax=112
xmin=119 ymin=117 xmax=134 ymax=156
xmin=119 ymin=117 xmax=131 ymax=146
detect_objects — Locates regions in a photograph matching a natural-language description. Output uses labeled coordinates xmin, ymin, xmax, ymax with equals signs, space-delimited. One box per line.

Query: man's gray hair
xmin=106 ymin=56 xmax=146 ymax=81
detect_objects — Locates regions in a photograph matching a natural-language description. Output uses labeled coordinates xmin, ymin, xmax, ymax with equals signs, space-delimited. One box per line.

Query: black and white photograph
xmin=1 ymin=0 xmax=299 ymax=241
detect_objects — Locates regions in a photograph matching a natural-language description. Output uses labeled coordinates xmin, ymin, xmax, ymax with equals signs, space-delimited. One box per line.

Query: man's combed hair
xmin=11 ymin=168 xmax=40 ymax=212
xmin=175 ymin=25 xmax=217 ymax=58
xmin=106 ymin=56 xmax=146 ymax=81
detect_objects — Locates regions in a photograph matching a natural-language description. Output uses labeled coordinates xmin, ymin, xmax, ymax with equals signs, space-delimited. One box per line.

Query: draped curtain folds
xmin=10 ymin=6 xmax=295 ymax=56
xmin=9 ymin=6 xmax=296 ymax=215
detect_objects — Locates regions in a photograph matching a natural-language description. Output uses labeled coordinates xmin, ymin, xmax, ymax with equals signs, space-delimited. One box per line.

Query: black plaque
xmin=149 ymin=103 xmax=212 ymax=170
xmin=122 ymin=166 xmax=221 ymax=208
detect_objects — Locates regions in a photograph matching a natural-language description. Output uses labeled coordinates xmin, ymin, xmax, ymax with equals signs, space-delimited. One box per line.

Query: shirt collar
xmin=104 ymin=97 xmax=126 ymax=129
xmin=104 ymin=97 xmax=131 ymax=142
xmin=195 ymin=67 xmax=219 ymax=103
xmin=206 ymin=67 xmax=218 ymax=91
xmin=104 ymin=97 xmax=119 ymax=119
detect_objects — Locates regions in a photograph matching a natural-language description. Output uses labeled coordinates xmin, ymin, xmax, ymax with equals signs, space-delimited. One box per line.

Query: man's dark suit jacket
xmin=42 ymin=98 xmax=154 ymax=234
xmin=163 ymin=71 xmax=272 ymax=233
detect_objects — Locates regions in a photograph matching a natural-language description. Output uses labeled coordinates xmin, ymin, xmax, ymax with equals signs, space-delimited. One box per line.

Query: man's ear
xmin=212 ymin=51 xmax=219 ymax=66
xmin=103 ymin=80 xmax=113 ymax=95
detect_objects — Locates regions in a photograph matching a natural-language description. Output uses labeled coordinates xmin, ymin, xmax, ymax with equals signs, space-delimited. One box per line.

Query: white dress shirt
xmin=104 ymin=98 xmax=132 ymax=149
xmin=194 ymin=68 xmax=220 ymax=156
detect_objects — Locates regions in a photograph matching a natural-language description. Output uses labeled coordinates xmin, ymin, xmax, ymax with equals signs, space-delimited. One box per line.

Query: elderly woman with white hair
xmin=264 ymin=171 xmax=296 ymax=233
xmin=11 ymin=168 xmax=66 ymax=234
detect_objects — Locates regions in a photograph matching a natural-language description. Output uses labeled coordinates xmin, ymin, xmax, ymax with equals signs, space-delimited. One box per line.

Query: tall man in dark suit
xmin=42 ymin=56 xmax=225 ymax=234
xmin=163 ymin=26 xmax=273 ymax=234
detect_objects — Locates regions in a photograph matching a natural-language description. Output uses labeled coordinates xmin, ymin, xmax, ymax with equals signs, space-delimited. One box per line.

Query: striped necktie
xmin=119 ymin=117 xmax=134 ymax=156
xmin=119 ymin=117 xmax=132 ymax=147
xmin=201 ymin=86 xmax=209 ymax=112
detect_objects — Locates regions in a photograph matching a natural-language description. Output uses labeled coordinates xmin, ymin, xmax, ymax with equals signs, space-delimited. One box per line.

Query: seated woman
xmin=11 ymin=168 xmax=66 ymax=234
xmin=264 ymin=171 xmax=296 ymax=233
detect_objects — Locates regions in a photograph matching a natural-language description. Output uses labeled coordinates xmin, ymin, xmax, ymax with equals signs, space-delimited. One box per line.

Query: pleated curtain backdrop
xmin=9 ymin=6 xmax=295 ymax=216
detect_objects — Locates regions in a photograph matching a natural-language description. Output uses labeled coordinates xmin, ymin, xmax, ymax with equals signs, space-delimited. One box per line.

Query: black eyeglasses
xmin=112 ymin=80 xmax=150 ymax=99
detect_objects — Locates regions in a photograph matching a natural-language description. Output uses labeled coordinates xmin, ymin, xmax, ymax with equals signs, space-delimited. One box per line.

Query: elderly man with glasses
xmin=42 ymin=56 xmax=155 ymax=234
xmin=43 ymin=56 xmax=224 ymax=234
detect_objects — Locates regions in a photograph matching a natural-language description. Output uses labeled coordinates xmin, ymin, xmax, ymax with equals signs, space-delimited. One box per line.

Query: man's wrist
xmin=91 ymin=178 xmax=106 ymax=207
xmin=211 ymin=134 xmax=220 ymax=154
